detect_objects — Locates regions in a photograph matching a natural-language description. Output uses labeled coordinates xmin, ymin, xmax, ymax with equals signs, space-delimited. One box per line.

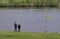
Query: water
xmin=0 ymin=9 xmax=60 ymax=32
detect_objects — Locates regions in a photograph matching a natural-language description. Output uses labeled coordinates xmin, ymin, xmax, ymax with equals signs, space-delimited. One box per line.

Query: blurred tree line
xmin=0 ymin=0 xmax=60 ymax=8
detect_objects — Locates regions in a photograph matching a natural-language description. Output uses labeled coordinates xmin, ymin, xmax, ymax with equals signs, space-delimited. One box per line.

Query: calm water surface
xmin=0 ymin=9 xmax=60 ymax=32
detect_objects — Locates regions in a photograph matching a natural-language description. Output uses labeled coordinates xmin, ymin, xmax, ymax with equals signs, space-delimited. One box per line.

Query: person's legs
xmin=14 ymin=27 xmax=17 ymax=32
xmin=19 ymin=28 xmax=20 ymax=32
xmin=18 ymin=27 xmax=20 ymax=32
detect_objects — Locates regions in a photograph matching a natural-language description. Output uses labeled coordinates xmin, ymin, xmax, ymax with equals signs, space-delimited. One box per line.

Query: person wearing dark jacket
xmin=18 ymin=24 xmax=21 ymax=32
xmin=14 ymin=22 xmax=17 ymax=32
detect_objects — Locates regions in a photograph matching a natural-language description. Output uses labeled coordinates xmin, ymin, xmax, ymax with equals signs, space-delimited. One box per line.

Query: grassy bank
xmin=0 ymin=0 xmax=60 ymax=8
xmin=0 ymin=32 xmax=60 ymax=39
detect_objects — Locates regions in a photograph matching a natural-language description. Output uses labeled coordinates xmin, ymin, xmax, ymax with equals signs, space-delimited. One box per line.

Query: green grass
xmin=0 ymin=32 xmax=60 ymax=39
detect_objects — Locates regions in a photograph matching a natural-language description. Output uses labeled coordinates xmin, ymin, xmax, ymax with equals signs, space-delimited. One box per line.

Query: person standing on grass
xmin=14 ymin=22 xmax=17 ymax=32
xmin=18 ymin=24 xmax=21 ymax=32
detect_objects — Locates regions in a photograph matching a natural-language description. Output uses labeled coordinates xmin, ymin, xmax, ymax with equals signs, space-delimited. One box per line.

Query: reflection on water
xmin=0 ymin=9 xmax=60 ymax=32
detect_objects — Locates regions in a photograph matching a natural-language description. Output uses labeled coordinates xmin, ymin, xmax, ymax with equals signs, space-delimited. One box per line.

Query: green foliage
xmin=0 ymin=0 xmax=60 ymax=8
